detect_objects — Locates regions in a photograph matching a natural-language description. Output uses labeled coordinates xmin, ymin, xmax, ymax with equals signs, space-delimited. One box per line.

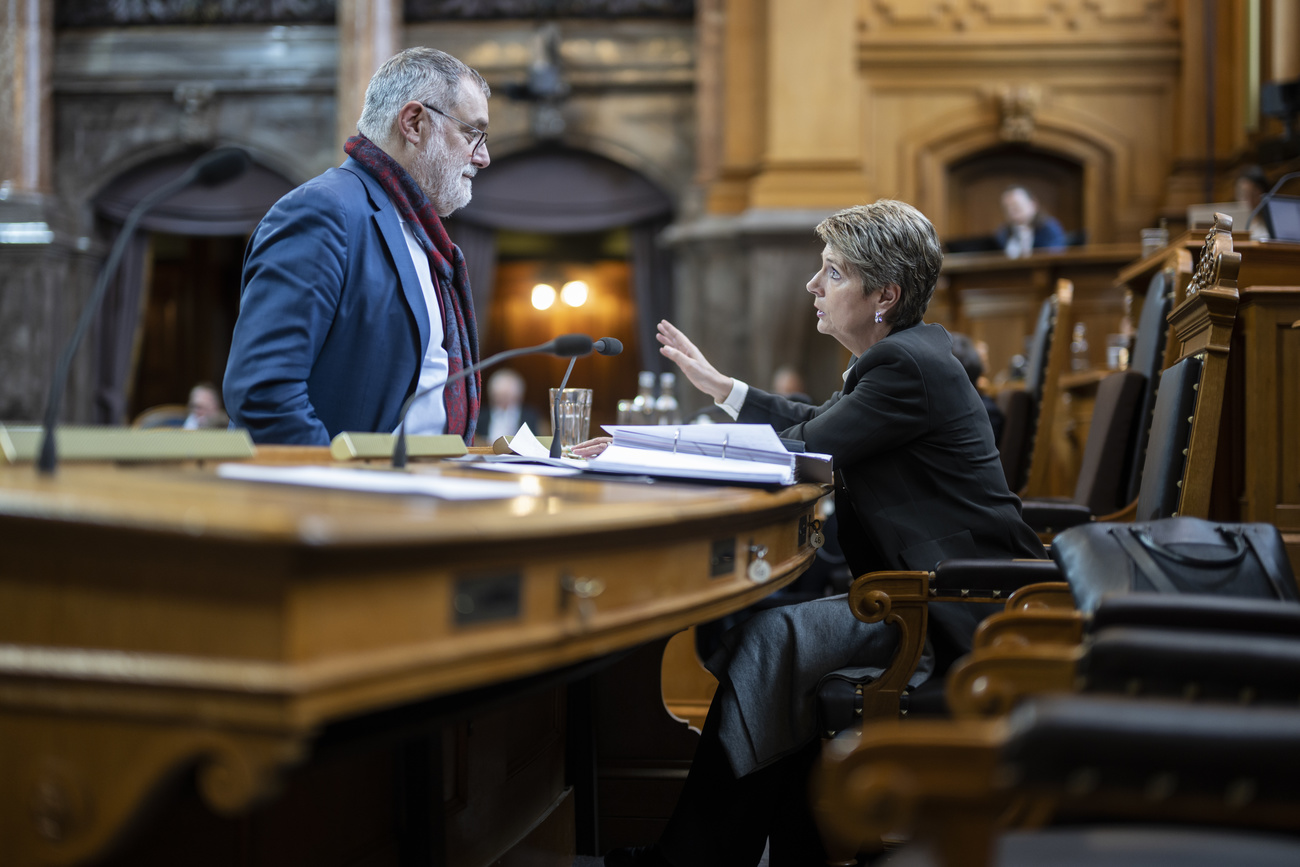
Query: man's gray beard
xmin=412 ymin=139 xmax=472 ymax=216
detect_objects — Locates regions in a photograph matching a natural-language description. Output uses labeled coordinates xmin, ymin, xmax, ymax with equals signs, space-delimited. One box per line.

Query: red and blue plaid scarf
xmin=344 ymin=133 xmax=480 ymax=443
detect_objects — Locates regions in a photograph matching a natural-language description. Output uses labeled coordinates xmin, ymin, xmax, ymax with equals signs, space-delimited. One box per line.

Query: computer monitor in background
xmin=1185 ymin=202 xmax=1252 ymax=230
xmin=1260 ymin=195 xmax=1300 ymax=241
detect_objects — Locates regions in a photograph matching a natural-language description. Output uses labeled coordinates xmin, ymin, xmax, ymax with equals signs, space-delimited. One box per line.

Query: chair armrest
xmin=930 ymin=559 xmax=1062 ymax=600
xmin=1020 ymin=500 xmax=1093 ymax=534
xmin=845 ymin=571 xmax=931 ymax=720
xmin=1083 ymin=626 xmax=1300 ymax=702
xmin=812 ymin=719 xmax=1006 ymax=866
xmin=946 ymin=645 xmax=1078 ymax=718
xmin=1006 ymin=581 xmax=1074 ymax=611
xmin=973 ymin=609 xmax=1086 ymax=652
xmin=1094 ymin=497 xmax=1138 ymax=522
xmin=1092 ymin=594 xmax=1300 ymax=637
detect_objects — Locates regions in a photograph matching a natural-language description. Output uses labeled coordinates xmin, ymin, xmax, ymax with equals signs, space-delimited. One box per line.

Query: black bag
xmin=1051 ymin=517 xmax=1298 ymax=613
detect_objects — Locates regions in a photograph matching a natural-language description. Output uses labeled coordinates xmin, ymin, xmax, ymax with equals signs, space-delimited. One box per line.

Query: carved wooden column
xmin=748 ymin=0 xmax=867 ymax=208
xmin=704 ymin=0 xmax=765 ymax=214
xmin=0 ymin=0 xmax=53 ymax=195
xmin=1266 ymin=0 xmax=1300 ymax=81
xmin=335 ymin=0 xmax=401 ymax=149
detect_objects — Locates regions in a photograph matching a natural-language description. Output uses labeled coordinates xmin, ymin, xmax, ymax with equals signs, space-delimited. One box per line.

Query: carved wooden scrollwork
xmin=2 ymin=710 xmax=304 ymax=867
xmin=1185 ymin=213 xmax=1240 ymax=298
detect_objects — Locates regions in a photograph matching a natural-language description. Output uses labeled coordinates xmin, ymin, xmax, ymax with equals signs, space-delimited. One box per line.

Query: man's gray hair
xmin=356 ymin=47 xmax=490 ymax=144
xmin=815 ymin=200 xmax=943 ymax=330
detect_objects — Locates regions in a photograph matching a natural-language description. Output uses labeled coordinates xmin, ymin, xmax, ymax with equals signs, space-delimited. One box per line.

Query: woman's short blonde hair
xmin=815 ymin=200 xmax=943 ymax=330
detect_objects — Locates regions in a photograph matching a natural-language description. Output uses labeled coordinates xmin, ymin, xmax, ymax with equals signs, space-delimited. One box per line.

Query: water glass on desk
xmin=550 ymin=388 xmax=593 ymax=457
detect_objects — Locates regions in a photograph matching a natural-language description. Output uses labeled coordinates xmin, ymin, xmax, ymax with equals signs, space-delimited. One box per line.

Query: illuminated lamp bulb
xmin=561 ymin=280 xmax=589 ymax=307
xmin=531 ymin=283 xmax=556 ymax=310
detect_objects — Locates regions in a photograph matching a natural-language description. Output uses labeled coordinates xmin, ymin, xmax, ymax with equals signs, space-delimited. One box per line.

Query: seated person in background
xmin=770 ymin=364 xmax=811 ymax=404
xmin=997 ymin=185 xmax=1067 ymax=258
xmin=576 ymin=200 xmax=1044 ymax=867
xmin=478 ymin=368 xmax=540 ymax=443
xmin=183 ymin=383 xmax=228 ymax=430
xmin=949 ymin=332 xmax=1004 ymax=445
xmin=1235 ymin=165 xmax=1272 ymax=240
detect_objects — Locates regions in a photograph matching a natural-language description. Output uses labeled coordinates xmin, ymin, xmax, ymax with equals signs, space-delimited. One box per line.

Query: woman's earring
xmin=874 ymin=310 xmax=884 ymax=324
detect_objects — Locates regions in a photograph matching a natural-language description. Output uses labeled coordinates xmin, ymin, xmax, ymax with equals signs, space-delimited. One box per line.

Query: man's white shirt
xmin=393 ymin=213 xmax=449 ymax=436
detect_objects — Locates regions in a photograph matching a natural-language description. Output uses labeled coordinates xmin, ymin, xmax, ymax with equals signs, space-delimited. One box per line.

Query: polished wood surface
xmin=1220 ymin=284 xmax=1300 ymax=572
xmin=0 ymin=460 xmax=824 ymax=866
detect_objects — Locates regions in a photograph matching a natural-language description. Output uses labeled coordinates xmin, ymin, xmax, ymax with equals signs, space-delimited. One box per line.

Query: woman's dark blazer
xmin=713 ymin=323 xmax=1044 ymax=777
xmin=740 ymin=321 xmax=1042 ymax=574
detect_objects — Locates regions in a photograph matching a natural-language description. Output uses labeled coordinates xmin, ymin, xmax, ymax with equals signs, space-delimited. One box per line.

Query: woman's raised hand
xmin=656 ymin=320 xmax=733 ymax=404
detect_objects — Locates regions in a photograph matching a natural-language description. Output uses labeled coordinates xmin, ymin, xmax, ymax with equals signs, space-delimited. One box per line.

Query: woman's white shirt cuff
xmin=717 ymin=378 xmax=748 ymax=420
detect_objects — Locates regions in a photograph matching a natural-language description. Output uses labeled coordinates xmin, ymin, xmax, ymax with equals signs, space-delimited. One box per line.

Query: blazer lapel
xmin=339 ymin=159 xmax=431 ymax=357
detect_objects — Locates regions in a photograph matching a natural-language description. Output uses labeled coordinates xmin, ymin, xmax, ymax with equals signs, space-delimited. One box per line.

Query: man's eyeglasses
xmin=422 ymin=103 xmax=488 ymax=156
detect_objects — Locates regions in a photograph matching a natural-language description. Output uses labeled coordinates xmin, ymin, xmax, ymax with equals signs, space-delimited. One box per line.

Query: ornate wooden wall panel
xmin=856 ymin=0 xmax=1181 ymax=243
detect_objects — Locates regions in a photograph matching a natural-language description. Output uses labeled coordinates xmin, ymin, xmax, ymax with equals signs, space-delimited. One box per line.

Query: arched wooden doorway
xmin=449 ymin=146 xmax=675 ymax=432
xmin=946 ymin=145 xmax=1085 ymax=246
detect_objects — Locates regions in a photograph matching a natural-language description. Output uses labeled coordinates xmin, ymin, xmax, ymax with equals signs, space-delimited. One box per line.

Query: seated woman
xmin=576 ymin=200 xmax=1044 ymax=867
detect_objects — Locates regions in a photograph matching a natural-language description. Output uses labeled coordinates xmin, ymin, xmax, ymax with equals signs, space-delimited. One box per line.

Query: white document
xmin=216 ymin=463 xmax=526 ymax=500
xmin=591 ymin=424 xmax=833 ymax=485
xmin=506 ymin=422 xmax=552 ymax=458
xmin=471 ymin=462 xmax=583 ymax=477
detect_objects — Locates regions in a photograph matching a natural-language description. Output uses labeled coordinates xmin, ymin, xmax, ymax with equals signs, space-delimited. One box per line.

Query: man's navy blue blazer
xmin=224 ymin=158 xmax=435 ymax=445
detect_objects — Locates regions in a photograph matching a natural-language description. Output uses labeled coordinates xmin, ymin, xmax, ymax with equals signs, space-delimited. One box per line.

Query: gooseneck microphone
xmin=37 ymin=146 xmax=251 ymax=474
xmin=1245 ymin=170 xmax=1300 ymax=237
xmin=548 ymin=336 xmax=623 ymax=458
xmin=392 ymin=333 xmax=594 ymax=468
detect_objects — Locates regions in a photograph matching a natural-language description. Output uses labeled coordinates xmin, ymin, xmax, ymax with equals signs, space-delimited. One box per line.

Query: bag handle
xmin=1112 ymin=528 xmax=1181 ymax=594
xmin=1131 ymin=525 xmax=1248 ymax=568
xmin=1240 ymin=525 xmax=1297 ymax=600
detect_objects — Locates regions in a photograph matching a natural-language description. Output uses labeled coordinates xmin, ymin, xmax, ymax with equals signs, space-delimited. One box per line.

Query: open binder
xmin=588 ymin=424 xmax=832 ymax=485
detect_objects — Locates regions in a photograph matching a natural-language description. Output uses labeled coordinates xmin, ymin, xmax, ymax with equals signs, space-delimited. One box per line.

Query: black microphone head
xmin=593 ymin=337 xmax=624 ymax=356
xmin=551 ymin=334 xmax=594 ymax=357
xmin=195 ymin=147 xmax=250 ymax=186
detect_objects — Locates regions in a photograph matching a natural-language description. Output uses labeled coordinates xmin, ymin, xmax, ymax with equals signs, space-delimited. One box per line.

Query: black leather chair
xmin=817 ymin=681 xmax=1300 ymax=867
xmin=1120 ymin=268 xmax=1176 ymax=505
xmin=1017 ymin=369 xmax=1146 ymax=533
xmin=998 ymin=296 xmax=1056 ymax=493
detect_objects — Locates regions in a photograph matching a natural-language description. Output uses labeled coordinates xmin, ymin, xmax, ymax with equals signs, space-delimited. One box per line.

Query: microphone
xmin=548 ymin=336 xmax=624 ymax=458
xmin=392 ymin=333 xmax=593 ymax=467
xmin=593 ymin=337 xmax=623 ymax=356
xmin=1245 ymin=170 xmax=1300 ymax=237
xmin=37 ymin=146 xmax=251 ymax=474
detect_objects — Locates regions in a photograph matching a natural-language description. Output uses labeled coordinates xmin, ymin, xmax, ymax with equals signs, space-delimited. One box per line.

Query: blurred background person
xmin=950 ymin=332 xmax=1004 ymax=445
xmin=1234 ymin=165 xmax=1272 ymax=240
xmin=770 ymin=364 xmax=811 ymax=404
xmin=996 ymin=185 xmax=1067 ymax=258
xmin=183 ymin=383 xmax=228 ymax=429
xmin=479 ymin=368 xmax=541 ymax=443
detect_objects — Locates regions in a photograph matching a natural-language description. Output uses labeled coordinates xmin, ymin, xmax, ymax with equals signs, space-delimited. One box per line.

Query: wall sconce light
xmin=560 ymin=280 xmax=589 ymax=307
xmin=531 ymin=283 xmax=557 ymax=310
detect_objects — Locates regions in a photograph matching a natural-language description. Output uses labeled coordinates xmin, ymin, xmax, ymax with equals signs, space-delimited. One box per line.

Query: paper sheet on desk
xmin=216 ymin=463 xmax=526 ymax=500
xmin=475 ymin=423 xmax=586 ymax=474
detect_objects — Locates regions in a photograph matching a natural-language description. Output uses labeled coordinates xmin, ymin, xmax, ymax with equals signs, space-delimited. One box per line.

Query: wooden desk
xmin=933 ymin=244 xmax=1141 ymax=380
xmin=1218 ymin=285 xmax=1300 ymax=572
xmin=0 ymin=460 xmax=824 ymax=866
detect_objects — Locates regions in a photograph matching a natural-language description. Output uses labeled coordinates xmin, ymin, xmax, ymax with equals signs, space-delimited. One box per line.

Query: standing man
xmin=224 ymin=47 xmax=491 ymax=444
